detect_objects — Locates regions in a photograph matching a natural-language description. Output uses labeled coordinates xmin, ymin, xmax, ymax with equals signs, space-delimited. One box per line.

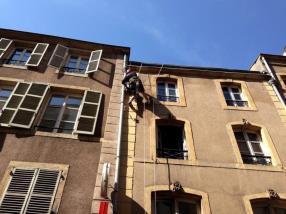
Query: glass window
xmin=7 ymin=48 xmax=32 ymax=65
xmin=64 ymin=56 xmax=89 ymax=74
xmin=157 ymin=123 xmax=187 ymax=159
xmin=157 ymin=81 xmax=178 ymax=102
xmin=222 ymin=85 xmax=248 ymax=107
xmin=38 ymin=95 xmax=81 ymax=134
xmin=252 ymin=200 xmax=286 ymax=214
xmin=234 ymin=130 xmax=271 ymax=165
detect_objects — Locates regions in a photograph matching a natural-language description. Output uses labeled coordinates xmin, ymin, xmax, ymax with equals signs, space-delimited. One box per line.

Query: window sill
xmin=2 ymin=64 xmax=28 ymax=70
xmin=55 ymin=70 xmax=88 ymax=78
xmin=223 ymin=106 xmax=257 ymax=111
xmin=35 ymin=131 xmax=79 ymax=139
xmin=157 ymin=99 xmax=186 ymax=107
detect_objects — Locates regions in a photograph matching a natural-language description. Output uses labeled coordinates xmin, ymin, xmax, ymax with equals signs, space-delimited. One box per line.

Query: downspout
xmin=113 ymin=53 xmax=127 ymax=212
xmin=261 ymin=56 xmax=286 ymax=111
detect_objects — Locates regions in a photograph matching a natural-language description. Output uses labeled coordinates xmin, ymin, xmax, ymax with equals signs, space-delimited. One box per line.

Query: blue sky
xmin=1 ymin=0 xmax=285 ymax=69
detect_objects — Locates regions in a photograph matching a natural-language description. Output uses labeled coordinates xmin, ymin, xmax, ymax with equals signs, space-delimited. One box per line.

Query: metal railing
xmin=225 ymin=99 xmax=248 ymax=107
xmin=157 ymin=148 xmax=188 ymax=159
xmin=62 ymin=66 xmax=86 ymax=74
xmin=241 ymin=154 xmax=272 ymax=165
xmin=157 ymin=95 xmax=179 ymax=102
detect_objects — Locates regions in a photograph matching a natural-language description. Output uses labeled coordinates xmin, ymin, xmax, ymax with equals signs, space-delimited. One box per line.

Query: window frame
xmin=157 ymin=81 xmax=179 ymax=103
xmin=151 ymin=75 xmax=186 ymax=107
xmin=62 ymin=55 xmax=89 ymax=76
xmin=222 ymin=85 xmax=248 ymax=107
xmin=6 ymin=47 xmax=32 ymax=66
xmin=37 ymin=93 xmax=82 ymax=134
xmin=0 ymin=86 xmax=13 ymax=112
xmin=215 ymin=80 xmax=257 ymax=111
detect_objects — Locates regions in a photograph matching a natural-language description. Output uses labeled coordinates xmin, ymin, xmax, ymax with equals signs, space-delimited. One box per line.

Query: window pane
xmin=58 ymin=122 xmax=74 ymax=133
xmin=167 ymin=83 xmax=176 ymax=89
xmin=234 ymin=132 xmax=245 ymax=141
xmin=247 ymin=133 xmax=259 ymax=141
xmin=66 ymin=56 xmax=78 ymax=68
xmin=274 ymin=207 xmax=286 ymax=214
xmin=233 ymin=93 xmax=243 ymax=101
xmin=66 ymin=97 xmax=81 ymax=108
xmin=238 ymin=142 xmax=250 ymax=154
xmin=251 ymin=142 xmax=263 ymax=154
xmin=0 ymin=89 xmax=12 ymax=98
xmin=156 ymin=200 xmax=173 ymax=214
xmin=42 ymin=106 xmax=61 ymax=120
xmin=49 ymin=96 xmax=65 ymax=106
xmin=178 ymin=201 xmax=198 ymax=214
xmin=231 ymin=87 xmax=240 ymax=93
xmin=253 ymin=207 xmax=270 ymax=214
xmin=62 ymin=108 xmax=78 ymax=121
xmin=79 ymin=59 xmax=88 ymax=70
xmin=38 ymin=119 xmax=56 ymax=132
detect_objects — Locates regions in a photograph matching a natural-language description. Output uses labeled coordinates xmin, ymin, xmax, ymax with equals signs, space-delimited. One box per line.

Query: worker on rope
xmin=122 ymin=67 xmax=150 ymax=104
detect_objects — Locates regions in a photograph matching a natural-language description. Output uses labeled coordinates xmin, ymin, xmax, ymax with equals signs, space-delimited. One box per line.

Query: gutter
xmin=113 ymin=54 xmax=127 ymax=212
xmin=261 ymin=56 xmax=286 ymax=111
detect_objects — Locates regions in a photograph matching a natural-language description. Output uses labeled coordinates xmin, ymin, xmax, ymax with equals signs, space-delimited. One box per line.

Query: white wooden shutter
xmin=25 ymin=43 xmax=49 ymax=67
xmin=0 ymin=168 xmax=61 ymax=214
xmin=0 ymin=82 xmax=49 ymax=128
xmin=24 ymin=169 xmax=61 ymax=214
xmin=48 ymin=44 xmax=68 ymax=69
xmin=0 ymin=168 xmax=37 ymax=213
xmin=0 ymin=38 xmax=13 ymax=59
xmin=75 ymin=90 xmax=102 ymax=135
xmin=85 ymin=50 xmax=102 ymax=73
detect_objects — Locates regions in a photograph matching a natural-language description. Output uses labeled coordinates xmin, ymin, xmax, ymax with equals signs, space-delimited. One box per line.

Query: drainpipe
xmin=113 ymin=53 xmax=127 ymax=212
xmin=261 ymin=56 xmax=286 ymax=111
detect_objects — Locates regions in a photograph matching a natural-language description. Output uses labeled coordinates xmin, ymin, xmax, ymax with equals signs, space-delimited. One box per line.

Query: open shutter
xmin=48 ymin=44 xmax=68 ymax=69
xmin=0 ymin=168 xmax=37 ymax=213
xmin=0 ymin=82 xmax=49 ymax=128
xmin=75 ymin=90 xmax=102 ymax=135
xmin=10 ymin=83 xmax=49 ymax=128
xmin=85 ymin=50 xmax=102 ymax=73
xmin=24 ymin=169 xmax=61 ymax=214
xmin=26 ymin=43 xmax=49 ymax=66
xmin=0 ymin=38 xmax=13 ymax=59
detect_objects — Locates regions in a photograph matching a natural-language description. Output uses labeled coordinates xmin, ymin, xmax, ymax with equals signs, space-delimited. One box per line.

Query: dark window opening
xmin=252 ymin=199 xmax=286 ymax=214
xmin=157 ymin=122 xmax=187 ymax=159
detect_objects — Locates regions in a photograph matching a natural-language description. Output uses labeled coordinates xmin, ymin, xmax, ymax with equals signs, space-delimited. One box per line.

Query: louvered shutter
xmin=0 ymin=38 xmax=13 ymax=59
xmin=24 ymin=169 xmax=61 ymax=214
xmin=25 ymin=43 xmax=49 ymax=67
xmin=48 ymin=44 xmax=68 ymax=69
xmin=75 ymin=90 xmax=102 ymax=135
xmin=0 ymin=82 xmax=49 ymax=128
xmin=85 ymin=50 xmax=102 ymax=73
xmin=0 ymin=168 xmax=37 ymax=213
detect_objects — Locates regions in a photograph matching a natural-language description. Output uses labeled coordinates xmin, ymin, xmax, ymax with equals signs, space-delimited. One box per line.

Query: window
xmin=152 ymin=191 xmax=200 ymax=214
xmin=0 ymin=162 xmax=68 ymax=214
xmin=7 ymin=48 xmax=32 ymax=66
xmin=0 ymin=87 xmax=12 ymax=111
xmin=222 ymin=85 xmax=248 ymax=107
xmin=252 ymin=199 xmax=286 ymax=214
xmin=234 ymin=130 xmax=271 ymax=165
xmin=157 ymin=121 xmax=187 ymax=160
xmin=157 ymin=81 xmax=178 ymax=102
xmin=63 ymin=55 xmax=89 ymax=74
xmin=38 ymin=95 xmax=82 ymax=134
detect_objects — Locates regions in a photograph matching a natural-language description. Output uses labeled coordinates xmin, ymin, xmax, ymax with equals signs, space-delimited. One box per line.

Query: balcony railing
xmin=225 ymin=99 xmax=248 ymax=107
xmin=62 ymin=66 xmax=86 ymax=74
xmin=157 ymin=95 xmax=179 ymax=102
xmin=157 ymin=148 xmax=188 ymax=160
xmin=241 ymin=154 xmax=272 ymax=165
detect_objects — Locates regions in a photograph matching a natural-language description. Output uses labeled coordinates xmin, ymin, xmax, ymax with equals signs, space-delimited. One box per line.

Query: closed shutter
xmin=0 ymin=168 xmax=37 ymax=213
xmin=0 ymin=38 xmax=13 ymax=59
xmin=24 ymin=169 xmax=61 ymax=214
xmin=75 ymin=90 xmax=102 ymax=135
xmin=48 ymin=44 xmax=68 ymax=69
xmin=85 ymin=50 xmax=102 ymax=73
xmin=25 ymin=43 xmax=49 ymax=67
xmin=0 ymin=82 xmax=49 ymax=128
xmin=0 ymin=168 xmax=61 ymax=214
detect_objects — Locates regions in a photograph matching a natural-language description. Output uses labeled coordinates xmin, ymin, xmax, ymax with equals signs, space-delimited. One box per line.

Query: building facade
xmin=117 ymin=60 xmax=286 ymax=214
xmin=0 ymin=29 xmax=129 ymax=214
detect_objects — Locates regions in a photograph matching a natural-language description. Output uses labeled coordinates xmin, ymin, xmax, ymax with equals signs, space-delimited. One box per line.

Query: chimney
xmin=283 ymin=47 xmax=286 ymax=56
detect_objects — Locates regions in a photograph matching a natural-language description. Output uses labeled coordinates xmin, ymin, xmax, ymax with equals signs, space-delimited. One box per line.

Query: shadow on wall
xmin=91 ymin=58 xmax=115 ymax=88
xmin=0 ymin=132 xmax=6 ymax=152
xmin=130 ymin=94 xmax=174 ymax=119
